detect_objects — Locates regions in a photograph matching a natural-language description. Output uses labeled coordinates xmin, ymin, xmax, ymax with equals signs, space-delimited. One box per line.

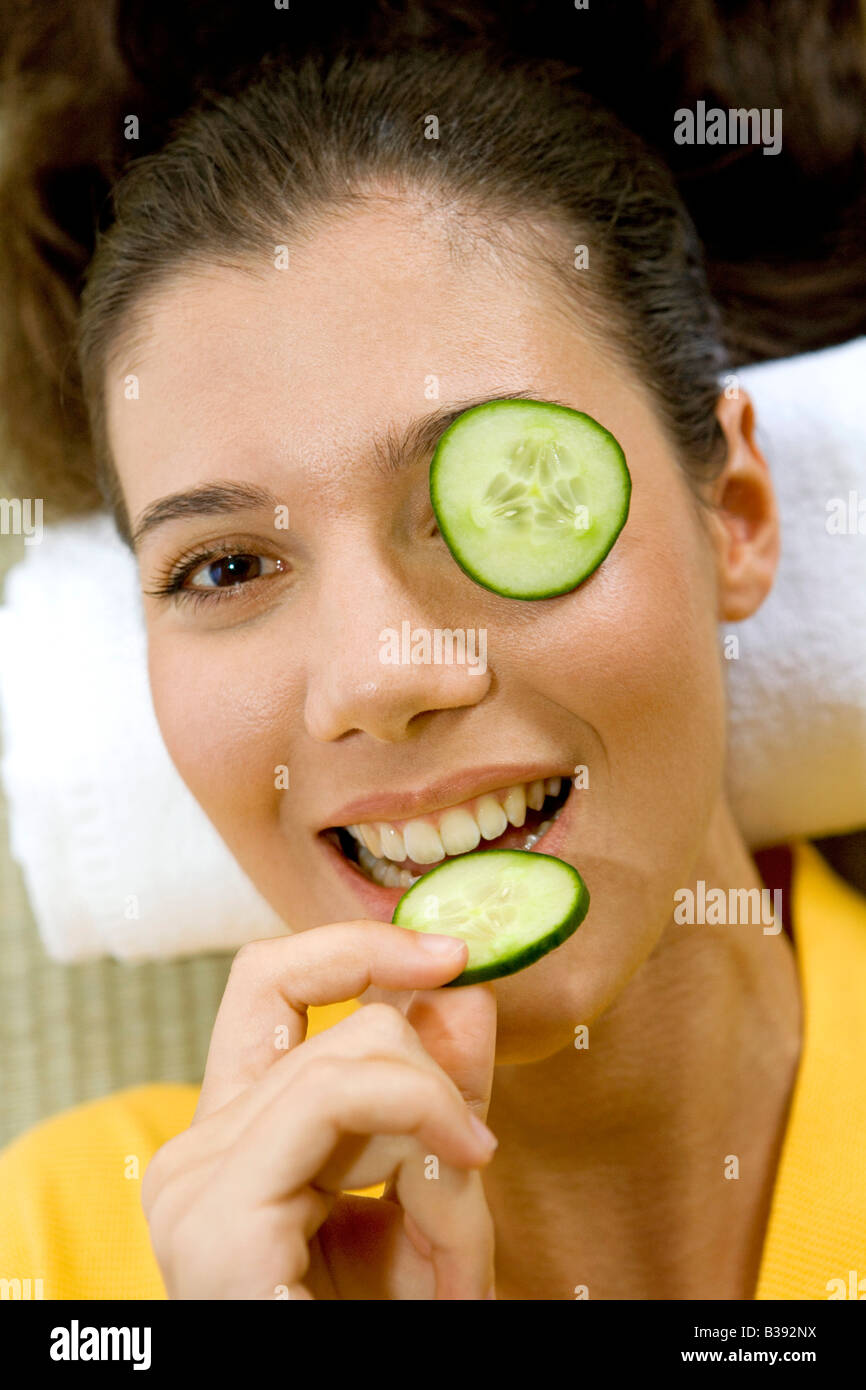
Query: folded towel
xmin=722 ymin=338 xmax=866 ymax=845
xmin=1 ymin=337 xmax=864 ymax=962
xmin=0 ymin=515 xmax=288 ymax=961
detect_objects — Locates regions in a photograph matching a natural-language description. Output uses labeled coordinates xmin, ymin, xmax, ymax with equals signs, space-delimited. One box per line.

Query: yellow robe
xmin=0 ymin=842 xmax=863 ymax=1300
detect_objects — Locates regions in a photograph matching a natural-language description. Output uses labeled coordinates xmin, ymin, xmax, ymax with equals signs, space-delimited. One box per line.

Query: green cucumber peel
xmin=430 ymin=398 xmax=631 ymax=599
xmin=392 ymin=847 xmax=589 ymax=987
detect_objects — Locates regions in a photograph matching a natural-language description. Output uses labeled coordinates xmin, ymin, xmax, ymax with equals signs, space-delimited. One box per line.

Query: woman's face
xmin=107 ymin=197 xmax=747 ymax=1063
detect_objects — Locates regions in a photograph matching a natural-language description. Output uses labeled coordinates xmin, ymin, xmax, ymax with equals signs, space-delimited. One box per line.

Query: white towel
xmin=723 ymin=338 xmax=866 ymax=845
xmin=0 ymin=515 xmax=288 ymax=961
xmin=1 ymin=337 xmax=865 ymax=962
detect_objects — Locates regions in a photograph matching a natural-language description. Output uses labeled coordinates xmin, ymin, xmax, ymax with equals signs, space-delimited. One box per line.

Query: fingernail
xmin=416 ymin=933 xmax=466 ymax=955
xmin=468 ymin=1113 xmax=498 ymax=1154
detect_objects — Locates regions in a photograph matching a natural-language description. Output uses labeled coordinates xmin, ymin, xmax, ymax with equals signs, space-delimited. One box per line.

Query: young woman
xmin=2 ymin=44 xmax=865 ymax=1301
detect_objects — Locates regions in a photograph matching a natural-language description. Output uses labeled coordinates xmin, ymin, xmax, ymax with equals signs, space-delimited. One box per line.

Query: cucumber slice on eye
xmin=429 ymin=399 xmax=631 ymax=599
xmin=392 ymin=848 xmax=589 ymax=987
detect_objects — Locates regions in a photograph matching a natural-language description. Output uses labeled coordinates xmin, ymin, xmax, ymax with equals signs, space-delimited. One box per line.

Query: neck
xmin=485 ymin=803 xmax=803 ymax=1300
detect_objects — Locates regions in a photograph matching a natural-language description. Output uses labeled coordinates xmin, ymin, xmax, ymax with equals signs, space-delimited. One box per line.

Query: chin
xmin=479 ymin=934 xmax=617 ymax=1067
xmin=487 ymin=860 xmax=678 ymax=1066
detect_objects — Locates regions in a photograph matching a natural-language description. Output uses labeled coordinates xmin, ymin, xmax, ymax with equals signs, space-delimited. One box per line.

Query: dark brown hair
xmin=12 ymin=39 xmax=732 ymax=542
xmin=4 ymin=1 xmax=864 ymax=537
xmin=411 ymin=0 xmax=866 ymax=361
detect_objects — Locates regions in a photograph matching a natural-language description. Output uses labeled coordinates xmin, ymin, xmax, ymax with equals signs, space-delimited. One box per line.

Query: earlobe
xmin=709 ymin=392 xmax=780 ymax=623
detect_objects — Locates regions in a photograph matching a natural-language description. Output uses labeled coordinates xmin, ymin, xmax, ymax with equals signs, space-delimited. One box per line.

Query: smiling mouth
xmin=324 ymin=776 xmax=572 ymax=889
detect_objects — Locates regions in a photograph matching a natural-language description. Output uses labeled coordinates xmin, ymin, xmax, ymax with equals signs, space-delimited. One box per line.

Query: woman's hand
xmin=141 ymin=923 xmax=498 ymax=1300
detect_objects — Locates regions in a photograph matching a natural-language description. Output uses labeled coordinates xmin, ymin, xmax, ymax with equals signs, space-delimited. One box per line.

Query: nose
xmin=303 ymin=552 xmax=491 ymax=743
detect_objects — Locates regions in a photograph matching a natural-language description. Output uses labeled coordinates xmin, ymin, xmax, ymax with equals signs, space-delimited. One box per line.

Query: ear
xmin=706 ymin=391 xmax=780 ymax=622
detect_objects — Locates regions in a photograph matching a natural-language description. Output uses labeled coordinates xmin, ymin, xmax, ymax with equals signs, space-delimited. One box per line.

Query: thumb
xmin=405 ymin=982 xmax=498 ymax=1124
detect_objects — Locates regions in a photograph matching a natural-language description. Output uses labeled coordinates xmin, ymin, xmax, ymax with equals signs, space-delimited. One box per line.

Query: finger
xmin=180 ymin=997 xmax=488 ymax=1168
xmin=405 ymin=983 xmax=498 ymax=1124
xmin=156 ymin=1050 xmax=497 ymax=1301
xmin=196 ymin=924 xmax=468 ymax=1118
xmin=217 ymin=1055 xmax=496 ymax=1204
xmin=147 ymin=1155 xmax=332 ymax=1268
xmin=396 ymin=1158 xmax=496 ymax=1301
xmin=376 ymin=982 xmax=498 ymax=1208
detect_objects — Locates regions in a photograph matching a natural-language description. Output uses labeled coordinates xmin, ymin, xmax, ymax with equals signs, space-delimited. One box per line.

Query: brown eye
xmin=186 ymin=553 xmax=281 ymax=590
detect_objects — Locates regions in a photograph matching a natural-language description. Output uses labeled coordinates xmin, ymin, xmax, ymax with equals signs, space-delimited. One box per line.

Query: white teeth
xmin=357 ymin=844 xmax=416 ymax=888
xmin=520 ymin=817 xmax=554 ymax=852
xmin=403 ymin=820 xmax=446 ymax=864
xmin=378 ymin=823 xmax=406 ymax=862
xmin=358 ymin=823 xmax=383 ymax=858
xmin=343 ymin=772 xmax=570 ymax=886
xmin=476 ymin=795 xmax=508 ymax=841
xmin=502 ymin=783 xmax=527 ymax=828
xmin=438 ymin=807 xmax=482 ymax=856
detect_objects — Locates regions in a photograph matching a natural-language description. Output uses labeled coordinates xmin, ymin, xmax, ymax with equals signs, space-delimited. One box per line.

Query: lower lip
xmin=318 ymin=785 xmax=580 ymax=922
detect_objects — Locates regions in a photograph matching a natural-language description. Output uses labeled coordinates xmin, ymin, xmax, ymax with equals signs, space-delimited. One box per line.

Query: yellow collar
xmin=755 ymin=841 xmax=866 ymax=1299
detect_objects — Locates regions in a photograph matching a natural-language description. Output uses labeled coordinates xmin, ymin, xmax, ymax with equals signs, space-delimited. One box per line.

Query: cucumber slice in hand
xmin=392 ymin=848 xmax=589 ymax=986
xmin=430 ymin=399 xmax=630 ymax=599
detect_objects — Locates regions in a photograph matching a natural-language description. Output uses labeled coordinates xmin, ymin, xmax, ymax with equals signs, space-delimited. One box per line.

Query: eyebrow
xmin=130 ymin=387 xmax=544 ymax=551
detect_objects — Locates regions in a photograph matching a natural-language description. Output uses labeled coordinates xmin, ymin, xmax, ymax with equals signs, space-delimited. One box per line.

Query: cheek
xmin=525 ymin=500 xmax=725 ymax=831
xmin=146 ymin=631 xmax=291 ymax=842
xmin=597 ymin=541 xmax=723 ymax=782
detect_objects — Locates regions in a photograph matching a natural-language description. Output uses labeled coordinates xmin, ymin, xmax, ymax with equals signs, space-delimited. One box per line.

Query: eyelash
xmin=145 ymin=540 xmax=288 ymax=608
xmin=145 ymin=509 xmax=441 ymax=609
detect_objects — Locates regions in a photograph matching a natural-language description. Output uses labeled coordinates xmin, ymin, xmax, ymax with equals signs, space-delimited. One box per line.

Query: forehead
xmin=105 ymin=200 xmax=649 ymax=515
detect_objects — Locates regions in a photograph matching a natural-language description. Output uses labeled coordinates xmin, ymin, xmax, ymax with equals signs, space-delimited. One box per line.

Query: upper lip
xmin=321 ymin=762 xmax=571 ymax=830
